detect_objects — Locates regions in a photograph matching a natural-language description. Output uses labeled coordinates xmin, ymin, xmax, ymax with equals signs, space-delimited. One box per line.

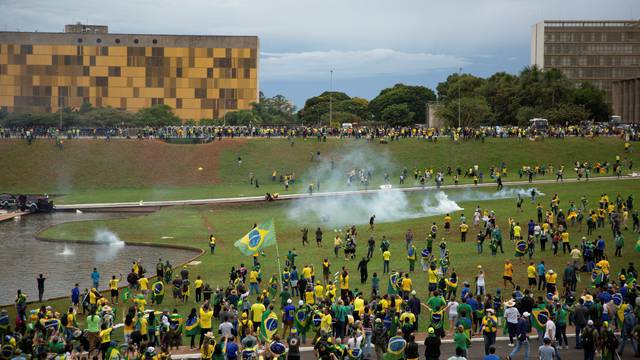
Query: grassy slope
xmin=33 ymin=179 xmax=640 ymax=334
xmin=0 ymin=137 xmax=636 ymax=204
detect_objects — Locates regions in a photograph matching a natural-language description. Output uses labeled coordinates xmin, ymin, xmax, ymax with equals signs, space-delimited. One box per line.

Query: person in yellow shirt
xmin=444 ymin=214 xmax=452 ymax=234
xmin=545 ymin=270 xmax=558 ymax=294
xmin=399 ymin=309 xmax=416 ymax=332
xmin=325 ymin=284 xmax=336 ymax=302
xmin=513 ymin=223 xmax=522 ymax=240
xmin=314 ymin=281 xmax=324 ymax=303
xmin=503 ymin=260 xmax=515 ymax=288
xmin=249 ymin=269 xmax=259 ymax=295
xmin=305 ymin=285 xmax=315 ymax=305
xmin=527 ymin=262 xmax=537 ymax=291
xmin=382 ymin=250 xmax=391 ymax=274
xmin=401 ymin=274 xmax=413 ymax=297
xmin=459 ymin=222 xmax=469 ymax=242
xmin=199 ymin=303 xmax=214 ymax=347
xmin=561 ymin=231 xmax=571 ymax=254
xmin=194 ymin=276 xmax=204 ymax=302
xmin=208 ymin=235 xmax=216 ymax=255
xmin=108 ymin=275 xmax=121 ymax=304
xmin=320 ymin=308 xmax=332 ymax=334
xmin=334 ymin=235 xmax=343 ymax=258
xmin=250 ymin=301 xmax=265 ymax=332
xmin=481 ymin=309 xmax=498 ymax=354
xmin=99 ymin=323 xmax=113 ymax=359
xmin=338 ymin=269 xmax=349 ymax=300
xmin=138 ymin=276 xmax=149 ymax=297
xmin=302 ymin=265 xmax=312 ymax=281
xmin=133 ymin=294 xmax=147 ymax=312
xmin=353 ymin=296 xmax=365 ymax=316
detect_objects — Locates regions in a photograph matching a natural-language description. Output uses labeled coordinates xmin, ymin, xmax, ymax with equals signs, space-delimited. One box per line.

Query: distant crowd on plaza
xmin=1 ymin=123 xmax=640 ymax=143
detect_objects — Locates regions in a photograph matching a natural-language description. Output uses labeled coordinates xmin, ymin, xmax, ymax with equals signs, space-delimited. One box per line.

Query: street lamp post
xmin=457 ymin=67 xmax=462 ymax=129
xmin=329 ymin=69 xmax=333 ymax=128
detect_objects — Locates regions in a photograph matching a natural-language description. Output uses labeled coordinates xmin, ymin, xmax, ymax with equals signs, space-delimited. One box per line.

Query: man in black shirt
xmin=367 ymin=237 xmax=375 ymax=258
xmin=36 ymin=273 xmax=47 ymax=302
xmin=357 ymin=257 xmax=370 ymax=284
xmin=424 ymin=327 xmax=441 ymax=360
xmin=405 ymin=334 xmax=419 ymax=360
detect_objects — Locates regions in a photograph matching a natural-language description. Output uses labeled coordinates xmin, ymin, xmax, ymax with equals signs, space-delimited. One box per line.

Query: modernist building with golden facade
xmin=0 ymin=25 xmax=259 ymax=119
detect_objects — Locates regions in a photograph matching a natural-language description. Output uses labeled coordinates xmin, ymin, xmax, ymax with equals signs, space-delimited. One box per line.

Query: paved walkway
xmin=0 ymin=211 xmax=28 ymax=222
xmin=169 ymin=333 xmax=591 ymax=359
xmin=55 ymin=175 xmax=639 ymax=211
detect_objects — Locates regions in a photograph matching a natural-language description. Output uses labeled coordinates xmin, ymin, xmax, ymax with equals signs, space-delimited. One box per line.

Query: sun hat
xmin=504 ymin=299 xmax=516 ymax=308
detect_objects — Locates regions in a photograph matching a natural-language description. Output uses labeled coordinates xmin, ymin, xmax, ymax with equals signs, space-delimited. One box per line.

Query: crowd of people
xmin=2 ymin=184 xmax=640 ymax=360
xmin=1 ymin=123 xmax=639 ymax=143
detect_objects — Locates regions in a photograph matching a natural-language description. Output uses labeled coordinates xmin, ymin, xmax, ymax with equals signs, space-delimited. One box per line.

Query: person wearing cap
xmin=481 ymin=308 xmax=498 ymax=356
xmin=237 ymin=312 xmax=253 ymax=339
xmin=282 ymin=299 xmax=295 ymax=338
xmin=580 ymin=320 xmax=599 ymax=360
xmin=424 ymin=327 xmax=441 ymax=360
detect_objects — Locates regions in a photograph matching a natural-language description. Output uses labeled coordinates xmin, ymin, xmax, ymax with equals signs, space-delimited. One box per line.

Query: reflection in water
xmin=0 ymin=212 xmax=199 ymax=305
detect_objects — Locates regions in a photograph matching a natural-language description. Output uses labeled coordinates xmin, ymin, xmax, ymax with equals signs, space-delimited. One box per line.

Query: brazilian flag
xmin=294 ymin=307 xmax=308 ymax=331
xmin=259 ymin=309 xmax=279 ymax=343
xmin=185 ymin=316 xmax=200 ymax=336
xmin=152 ymin=281 xmax=164 ymax=305
xmin=384 ymin=336 xmax=407 ymax=360
xmin=235 ymin=219 xmax=277 ymax=256
xmin=531 ymin=307 xmax=550 ymax=332
xmin=121 ymin=288 xmax=131 ymax=303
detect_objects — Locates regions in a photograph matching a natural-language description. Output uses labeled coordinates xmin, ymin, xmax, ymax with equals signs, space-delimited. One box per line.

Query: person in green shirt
xmin=85 ymin=309 xmax=101 ymax=353
xmin=425 ymin=290 xmax=446 ymax=312
xmin=279 ymin=286 xmax=291 ymax=309
xmin=333 ymin=299 xmax=349 ymax=339
xmin=555 ymin=304 xmax=569 ymax=348
xmin=453 ymin=325 xmax=471 ymax=358
xmin=615 ymin=233 xmax=624 ymax=257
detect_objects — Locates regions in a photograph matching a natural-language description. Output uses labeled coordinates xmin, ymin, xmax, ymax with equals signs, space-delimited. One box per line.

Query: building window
xmin=134 ymin=39 xmax=139 ymax=44
xmin=77 ymin=38 xmax=83 ymax=43
xmin=96 ymin=38 xmax=102 ymax=43
xmin=152 ymin=39 xmax=158 ymax=44
xmin=115 ymin=38 xmax=120 ymax=44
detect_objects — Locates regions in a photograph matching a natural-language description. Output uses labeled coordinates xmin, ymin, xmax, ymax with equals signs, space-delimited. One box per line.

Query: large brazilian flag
xmin=259 ymin=309 xmax=279 ymax=343
xmin=235 ymin=219 xmax=277 ymax=256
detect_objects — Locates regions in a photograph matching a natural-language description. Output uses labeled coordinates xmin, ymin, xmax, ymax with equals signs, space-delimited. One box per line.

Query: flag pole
xmin=273 ymin=219 xmax=284 ymax=292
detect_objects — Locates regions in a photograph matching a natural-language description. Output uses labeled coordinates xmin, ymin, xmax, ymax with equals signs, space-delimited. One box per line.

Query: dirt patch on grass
xmin=0 ymin=139 xmax=246 ymax=191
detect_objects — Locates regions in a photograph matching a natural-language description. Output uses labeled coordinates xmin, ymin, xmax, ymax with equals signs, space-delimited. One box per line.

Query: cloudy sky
xmin=2 ymin=0 xmax=637 ymax=106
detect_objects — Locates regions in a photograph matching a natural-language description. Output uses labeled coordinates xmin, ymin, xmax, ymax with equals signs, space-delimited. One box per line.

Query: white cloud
xmin=260 ymin=49 xmax=467 ymax=80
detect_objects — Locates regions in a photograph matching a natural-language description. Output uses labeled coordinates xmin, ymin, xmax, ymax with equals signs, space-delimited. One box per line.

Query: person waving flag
xmin=235 ymin=219 xmax=277 ymax=256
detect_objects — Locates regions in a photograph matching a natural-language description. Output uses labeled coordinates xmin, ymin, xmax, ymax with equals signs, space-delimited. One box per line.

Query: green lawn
xmin=0 ymin=137 xmax=635 ymax=204
xmin=26 ymin=178 xmax=640 ymax=336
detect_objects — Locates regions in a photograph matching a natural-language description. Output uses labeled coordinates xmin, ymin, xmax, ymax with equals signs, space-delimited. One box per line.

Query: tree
xmin=436 ymin=96 xmax=492 ymax=128
xmin=223 ymin=109 xmax=259 ymax=126
xmin=380 ymin=103 xmax=414 ymax=126
xmin=298 ymin=91 xmax=364 ymax=125
xmin=571 ymin=82 xmax=611 ymax=122
xmin=482 ymin=72 xmax=519 ymax=125
xmin=135 ymin=104 xmax=181 ymax=126
xmin=542 ymin=103 xmax=590 ymax=125
xmin=369 ymin=84 xmax=435 ymax=124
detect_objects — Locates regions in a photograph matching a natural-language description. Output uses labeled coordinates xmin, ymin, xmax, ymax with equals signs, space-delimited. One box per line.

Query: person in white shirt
xmin=503 ymin=299 xmax=520 ymax=347
xmin=447 ymin=300 xmax=459 ymax=335
xmin=476 ymin=270 xmax=485 ymax=295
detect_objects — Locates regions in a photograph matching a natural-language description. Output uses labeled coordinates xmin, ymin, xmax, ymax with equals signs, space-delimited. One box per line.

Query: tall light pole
xmin=329 ymin=69 xmax=333 ymax=128
xmin=457 ymin=67 xmax=462 ymax=129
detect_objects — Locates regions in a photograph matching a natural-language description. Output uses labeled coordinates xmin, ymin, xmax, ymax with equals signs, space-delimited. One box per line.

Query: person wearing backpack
xmin=580 ymin=320 xmax=599 ymax=360
xmin=481 ymin=308 xmax=498 ymax=356
xmin=599 ymin=321 xmax=618 ymax=360
xmin=618 ymin=306 xmax=638 ymax=356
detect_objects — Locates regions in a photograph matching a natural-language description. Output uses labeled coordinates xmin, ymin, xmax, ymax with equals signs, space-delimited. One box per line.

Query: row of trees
xmin=436 ymin=66 xmax=610 ymax=127
xmin=0 ymin=66 xmax=611 ymax=128
xmin=0 ymin=104 xmax=182 ymax=128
